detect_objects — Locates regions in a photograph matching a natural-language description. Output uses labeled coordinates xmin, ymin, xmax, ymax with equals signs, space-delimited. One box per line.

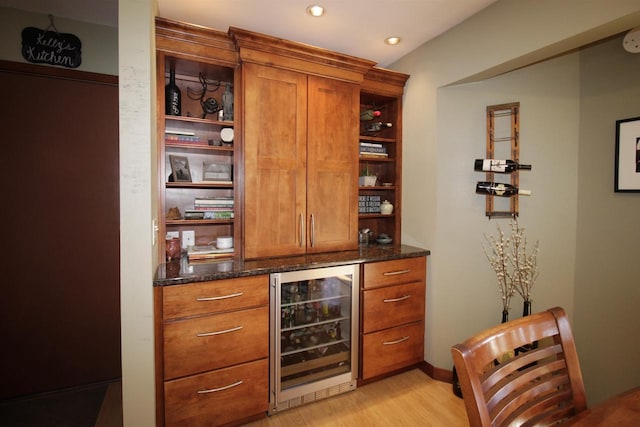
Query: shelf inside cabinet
xmin=359 ymin=136 xmax=396 ymax=144
xmin=358 ymin=185 xmax=396 ymax=190
xmin=166 ymin=219 xmax=234 ymax=226
xmin=358 ymin=213 xmax=395 ymax=219
xmin=166 ymin=182 xmax=233 ymax=189
xmin=165 ymin=142 xmax=233 ymax=152
xmin=165 ymin=115 xmax=233 ymax=127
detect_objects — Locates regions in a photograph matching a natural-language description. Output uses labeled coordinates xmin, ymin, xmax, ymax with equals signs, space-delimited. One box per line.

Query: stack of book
xmin=185 ymin=197 xmax=234 ymax=220
xmin=359 ymin=195 xmax=381 ymax=213
xmin=359 ymin=142 xmax=388 ymax=159
xmin=187 ymin=245 xmax=234 ymax=261
xmin=165 ymin=129 xmax=203 ymax=145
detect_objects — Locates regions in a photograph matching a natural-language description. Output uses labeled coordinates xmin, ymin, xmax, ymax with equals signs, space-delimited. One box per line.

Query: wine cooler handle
xmin=196 ymin=292 xmax=243 ymax=301
xmin=310 ymin=213 xmax=315 ymax=247
xmin=197 ymin=380 xmax=243 ymax=394
xmin=196 ymin=325 xmax=243 ymax=337
xmin=299 ymin=213 xmax=304 ymax=248
xmin=383 ymin=295 xmax=411 ymax=303
xmin=383 ymin=336 xmax=410 ymax=345
xmin=382 ymin=269 xmax=411 ymax=276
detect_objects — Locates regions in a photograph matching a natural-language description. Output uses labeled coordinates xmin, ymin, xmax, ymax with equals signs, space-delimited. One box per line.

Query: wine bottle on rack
xmin=476 ymin=181 xmax=531 ymax=197
xmin=365 ymin=122 xmax=392 ymax=132
xmin=474 ymin=159 xmax=532 ymax=173
xmin=165 ymin=63 xmax=181 ymax=116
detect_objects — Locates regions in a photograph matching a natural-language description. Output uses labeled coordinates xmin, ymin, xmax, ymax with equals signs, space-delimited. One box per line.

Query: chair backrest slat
xmin=452 ymin=307 xmax=588 ymax=427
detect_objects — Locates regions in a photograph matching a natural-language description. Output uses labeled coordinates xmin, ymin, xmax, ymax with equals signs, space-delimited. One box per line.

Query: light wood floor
xmin=244 ymin=369 xmax=469 ymax=426
xmin=101 ymin=370 xmax=468 ymax=426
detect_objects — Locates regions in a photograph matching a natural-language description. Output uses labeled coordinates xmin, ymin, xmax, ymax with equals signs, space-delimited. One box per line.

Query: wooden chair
xmin=451 ymin=306 xmax=587 ymax=426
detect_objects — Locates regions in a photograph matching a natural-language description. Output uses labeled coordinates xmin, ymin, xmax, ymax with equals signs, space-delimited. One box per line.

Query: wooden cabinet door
xmin=243 ymin=63 xmax=308 ymax=258
xmin=306 ymin=76 xmax=359 ymax=253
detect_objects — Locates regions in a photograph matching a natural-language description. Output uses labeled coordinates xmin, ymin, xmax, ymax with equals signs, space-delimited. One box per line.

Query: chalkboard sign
xmin=21 ymin=27 xmax=82 ymax=68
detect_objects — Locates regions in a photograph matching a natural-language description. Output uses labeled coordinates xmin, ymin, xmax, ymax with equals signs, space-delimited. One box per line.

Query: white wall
xmin=118 ymin=0 xmax=157 ymax=425
xmin=0 ymin=7 xmax=118 ymax=75
xmin=392 ymin=0 xmax=640 ymax=405
xmin=574 ymin=35 xmax=640 ymax=405
xmin=432 ymin=53 xmax=580 ymax=361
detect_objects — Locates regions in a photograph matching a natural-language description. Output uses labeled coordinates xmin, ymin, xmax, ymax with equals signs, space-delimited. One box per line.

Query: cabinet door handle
xmin=196 ymin=292 xmax=243 ymax=301
xmin=197 ymin=380 xmax=243 ymax=394
xmin=383 ymin=336 xmax=410 ymax=346
xmin=310 ymin=213 xmax=315 ymax=247
xmin=383 ymin=294 xmax=411 ymax=303
xmin=299 ymin=213 xmax=304 ymax=248
xmin=196 ymin=325 xmax=243 ymax=337
xmin=382 ymin=269 xmax=411 ymax=276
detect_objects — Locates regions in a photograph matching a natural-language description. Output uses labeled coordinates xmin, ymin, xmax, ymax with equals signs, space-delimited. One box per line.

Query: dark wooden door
xmin=0 ymin=61 xmax=120 ymax=399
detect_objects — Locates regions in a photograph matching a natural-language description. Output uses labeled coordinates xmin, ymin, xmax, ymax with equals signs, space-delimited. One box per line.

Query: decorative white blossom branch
xmin=482 ymin=219 xmax=540 ymax=314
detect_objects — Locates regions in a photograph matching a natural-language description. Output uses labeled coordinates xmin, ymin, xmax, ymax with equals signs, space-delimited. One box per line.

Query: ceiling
xmin=0 ymin=0 xmax=498 ymax=67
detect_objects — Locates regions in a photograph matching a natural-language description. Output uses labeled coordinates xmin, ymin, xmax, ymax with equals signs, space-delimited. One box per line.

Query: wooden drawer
xmin=164 ymin=358 xmax=269 ymax=427
xmin=362 ymin=281 xmax=425 ymax=333
xmin=162 ymin=275 xmax=268 ymax=320
xmin=363 ymin=257 xmax=426 ymax=289
xmin=164 ymin=306 xmax=269 ymax=380
xmin=362 ymin=321 xmax=424 ymax=380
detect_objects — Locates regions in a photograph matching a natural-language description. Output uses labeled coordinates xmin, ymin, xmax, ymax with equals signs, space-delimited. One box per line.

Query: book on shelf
xmin=359 ymin=195 xmax=381 ymax=213
xmin=360 ymin=147 xmax=387 ymax=154
xmin=359 ymin=152 xmax=389 ymax=159
xmin=192 ymin=206 xmax=234 ymax=211
xmin=359 ymin=141 xmax=383 ymax=148
xmin=187 ymin=245 xmax=234 ymax=260
xmin=165 ymin=129 xmax=195 ymax=136
xmin=194 ymin=196 xmax=234 ymax=204
xmin=185 ymin=210 xmax=234 ymax=220
xmin=359 ymin=146 xmax=387 ymax=154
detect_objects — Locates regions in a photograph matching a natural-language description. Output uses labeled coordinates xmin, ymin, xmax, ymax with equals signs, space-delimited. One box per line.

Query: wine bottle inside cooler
xmin=165 ymin=64 xmax=181 ymax=116
xmin=476 ymin=181 xmax=531 ymax=197
xmin=474 ymin=159 xmax=532 ymax=173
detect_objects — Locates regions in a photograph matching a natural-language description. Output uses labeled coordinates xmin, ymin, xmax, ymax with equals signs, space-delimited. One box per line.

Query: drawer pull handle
xmin=382 ymin=269 xmax=411 ymax=276
xmin=196 ymin=326 xmax=243 ymax=337
xmin=197 ymin=380 xmax=243 ymax=394
xmin=383 ymin=295 xmax=411 ymax=303
xmin=383 ymin=336 xmax=410 ymax=346
xmin=196 ymin=292 xmax=243 ymax=301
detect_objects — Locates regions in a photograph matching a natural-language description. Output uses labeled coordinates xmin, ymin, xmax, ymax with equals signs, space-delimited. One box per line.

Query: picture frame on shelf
xmin=202 ymin=161 xmax=232 ymax=182
xmin=614 ymin=116 xmax=640 ymax=192
xmin=169 ymin=155 xmax=192 ymax=182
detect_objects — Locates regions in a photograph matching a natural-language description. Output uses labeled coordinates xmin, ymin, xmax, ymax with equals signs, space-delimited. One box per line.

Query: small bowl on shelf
xmin=376 ymin=234 xmax=393 ymax=245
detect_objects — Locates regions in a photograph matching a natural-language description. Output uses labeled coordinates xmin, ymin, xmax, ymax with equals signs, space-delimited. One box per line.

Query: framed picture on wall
xmin=614 ymin=116 xmax=640 ymax=192
xmin=169 ymin=155 xmax=192 ymax=182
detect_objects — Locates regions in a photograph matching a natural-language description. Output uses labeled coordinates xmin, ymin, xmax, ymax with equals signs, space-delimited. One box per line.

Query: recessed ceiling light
xmin=385 ymin=37 xmax=401 ymax=46
xmin=306 ymin=5 xmax=325 ymax=17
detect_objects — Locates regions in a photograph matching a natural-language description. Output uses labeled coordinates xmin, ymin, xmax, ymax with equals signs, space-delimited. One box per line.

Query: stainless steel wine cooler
xmin=269 ymin=264 xmax=359 ymax=413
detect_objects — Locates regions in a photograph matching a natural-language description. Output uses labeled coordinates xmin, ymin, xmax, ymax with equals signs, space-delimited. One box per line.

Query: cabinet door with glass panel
xmin=270 ymin=265 xmax=359 ymax=413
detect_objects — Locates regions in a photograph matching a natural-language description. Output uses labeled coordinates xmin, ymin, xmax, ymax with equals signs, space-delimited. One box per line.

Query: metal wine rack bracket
xmin=485 ymin=102 xmax=520 ymax=218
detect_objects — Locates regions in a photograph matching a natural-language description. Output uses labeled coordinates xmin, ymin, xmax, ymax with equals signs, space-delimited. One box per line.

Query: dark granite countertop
xmin=154 ymin=244 xmax=430 ymax=286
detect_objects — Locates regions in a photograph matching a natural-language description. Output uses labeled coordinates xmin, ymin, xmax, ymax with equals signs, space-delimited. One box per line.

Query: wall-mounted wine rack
xmin=484 ymin=102 xmax=520 ymax=218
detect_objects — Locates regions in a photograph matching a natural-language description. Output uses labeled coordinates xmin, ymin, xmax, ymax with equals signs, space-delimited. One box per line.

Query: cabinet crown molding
xmin=156 ymin=17 xmax=239 ymax=67
xmin=229 ymin=27 xmax=376 ymax=83
xmin=363 ymin=68 xmax=410 ymax=97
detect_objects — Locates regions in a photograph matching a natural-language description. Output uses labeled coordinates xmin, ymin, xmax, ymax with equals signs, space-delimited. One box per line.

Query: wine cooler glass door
xmin=270 ymin=264 xmax=359 ymax=412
